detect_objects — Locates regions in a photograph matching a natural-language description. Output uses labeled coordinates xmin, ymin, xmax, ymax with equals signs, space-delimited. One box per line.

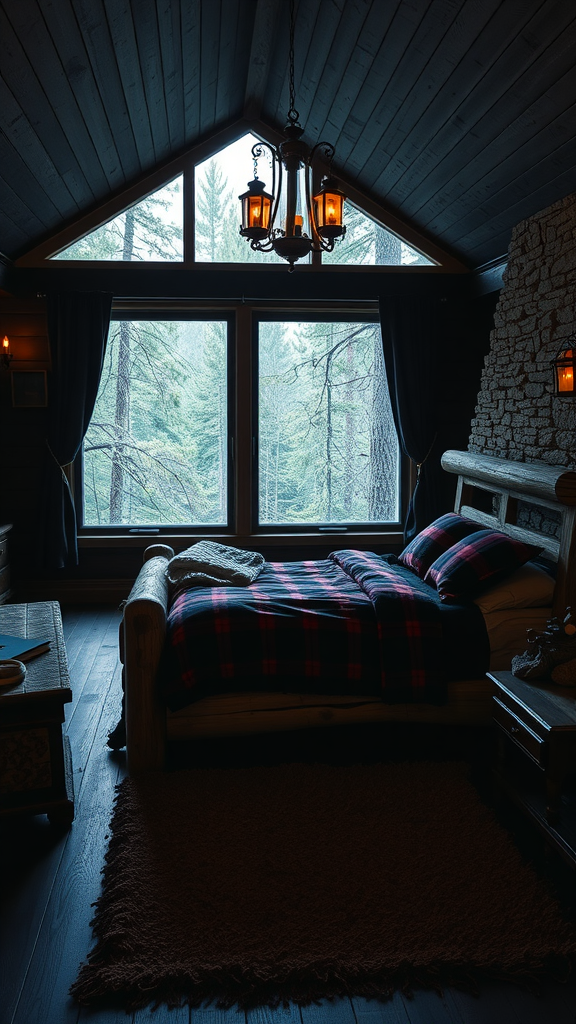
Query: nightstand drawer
xmin=493 ymin=697 xmax=547 ymax=766
xmin=0 ymin=537 xmax=8 ymax=571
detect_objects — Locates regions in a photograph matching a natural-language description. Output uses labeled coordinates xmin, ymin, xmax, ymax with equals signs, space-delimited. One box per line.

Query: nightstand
xmin=489 ymin=670 xmax=576 ymax=867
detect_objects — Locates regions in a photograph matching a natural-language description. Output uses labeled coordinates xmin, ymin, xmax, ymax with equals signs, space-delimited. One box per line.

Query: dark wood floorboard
xmin=2 ymin=606 xmax=576 ymax=1024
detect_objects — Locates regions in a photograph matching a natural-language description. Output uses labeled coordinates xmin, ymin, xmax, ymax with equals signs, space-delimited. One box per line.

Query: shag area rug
xmin=71 ymin=761 xmax=576 ymax=1011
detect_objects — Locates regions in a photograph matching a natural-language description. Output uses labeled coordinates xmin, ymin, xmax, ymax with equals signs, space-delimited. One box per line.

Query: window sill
xmin=78 ymin=530 xmax=404 ymax=550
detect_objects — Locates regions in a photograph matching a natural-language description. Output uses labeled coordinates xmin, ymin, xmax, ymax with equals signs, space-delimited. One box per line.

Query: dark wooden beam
xmin=9 ymin=263 xmax=473 ymax=303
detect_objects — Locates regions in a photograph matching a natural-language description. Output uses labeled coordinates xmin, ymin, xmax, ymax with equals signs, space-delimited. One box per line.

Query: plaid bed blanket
xmin=164 ymin=551 xmax=446 ymax=711
xmin=162 ymin=552 xmax=444 ymax=712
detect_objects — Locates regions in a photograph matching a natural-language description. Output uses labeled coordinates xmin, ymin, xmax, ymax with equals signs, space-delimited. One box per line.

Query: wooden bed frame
xmin=120 ymin=450 xmax=576 ymax=772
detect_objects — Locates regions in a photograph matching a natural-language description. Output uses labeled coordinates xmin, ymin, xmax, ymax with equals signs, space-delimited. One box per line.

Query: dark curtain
xmin=379 ymin=277 xmax=480 ymax=543
xmin=43 ymin=292 xmax=113 ymax=569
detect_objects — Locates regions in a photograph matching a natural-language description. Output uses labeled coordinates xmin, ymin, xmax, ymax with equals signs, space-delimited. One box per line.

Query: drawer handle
xmin=510 ymin=726 xmax=521 ymax=735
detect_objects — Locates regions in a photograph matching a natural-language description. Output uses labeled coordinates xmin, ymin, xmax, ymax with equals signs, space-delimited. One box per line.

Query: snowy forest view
xmin=57 ymin=136 xmax=402 ymax=527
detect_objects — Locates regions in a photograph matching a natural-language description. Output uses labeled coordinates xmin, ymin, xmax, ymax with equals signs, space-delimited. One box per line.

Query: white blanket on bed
xmin=165 ymin=541 xmax=265 ymax=590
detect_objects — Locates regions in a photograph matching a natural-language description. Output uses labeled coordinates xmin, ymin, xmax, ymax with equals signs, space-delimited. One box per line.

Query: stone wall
xmin=469 ymin=192 xmax=576 ymax=469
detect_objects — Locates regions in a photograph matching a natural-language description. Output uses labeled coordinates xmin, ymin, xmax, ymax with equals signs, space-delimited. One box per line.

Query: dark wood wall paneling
xmin=435 ymin=289 xmax=499 ymax=510
xmin=0 ymin=299 xmax=50 ymax=591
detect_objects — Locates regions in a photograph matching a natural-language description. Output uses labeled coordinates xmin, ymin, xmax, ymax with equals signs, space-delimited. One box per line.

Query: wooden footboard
xmin=122 ymin=544 xmax=173 ymax=773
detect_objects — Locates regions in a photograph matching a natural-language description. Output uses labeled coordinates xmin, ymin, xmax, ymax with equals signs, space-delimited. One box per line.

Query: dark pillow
xmin=424 ymin=529 xmax=542 ymax=602
xmin=398 ymin=512 xmax=483 ymax=579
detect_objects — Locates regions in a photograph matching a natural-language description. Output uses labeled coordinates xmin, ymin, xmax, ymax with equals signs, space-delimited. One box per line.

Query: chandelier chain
xmin=287 ymin=0 xmax=299 ymax=124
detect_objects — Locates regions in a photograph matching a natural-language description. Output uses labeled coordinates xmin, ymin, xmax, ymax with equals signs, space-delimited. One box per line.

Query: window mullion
xmin=234 ymin=304 xmax=253 ymax=536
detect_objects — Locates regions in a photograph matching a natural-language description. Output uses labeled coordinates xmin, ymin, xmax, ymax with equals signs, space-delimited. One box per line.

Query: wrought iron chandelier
xmin=239 ymin=0 xmax=346 ymax=271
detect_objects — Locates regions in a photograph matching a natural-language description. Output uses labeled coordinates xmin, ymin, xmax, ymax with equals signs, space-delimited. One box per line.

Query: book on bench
xmin=0 ymin=633 xmax=51 ymax=663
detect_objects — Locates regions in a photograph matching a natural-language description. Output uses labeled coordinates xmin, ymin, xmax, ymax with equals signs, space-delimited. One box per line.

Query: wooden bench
xmin=0 ymin=601 xmax=74 ymax=826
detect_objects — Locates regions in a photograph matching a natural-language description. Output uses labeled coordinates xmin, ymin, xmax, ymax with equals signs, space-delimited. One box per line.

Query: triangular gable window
xmin=51 ymin=177 xmax=183 ymax=261
xmin=40 ymin=135 xmax=438 ymax=267
xmin=322 ymin=202 xmax=434 ymax=266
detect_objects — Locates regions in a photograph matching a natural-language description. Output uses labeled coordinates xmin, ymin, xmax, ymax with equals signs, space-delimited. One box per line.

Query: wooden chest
xmin=0 ymin=601 xmax=74 ymax=826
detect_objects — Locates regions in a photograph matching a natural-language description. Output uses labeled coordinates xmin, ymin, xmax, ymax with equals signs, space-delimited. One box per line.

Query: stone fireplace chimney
xmin=469 ymin=193 xmax=576 ymax=470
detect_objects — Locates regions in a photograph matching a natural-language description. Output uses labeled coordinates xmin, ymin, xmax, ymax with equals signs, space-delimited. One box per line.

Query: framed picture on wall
xmin=11 ymin=371 xmax=48 ymax=408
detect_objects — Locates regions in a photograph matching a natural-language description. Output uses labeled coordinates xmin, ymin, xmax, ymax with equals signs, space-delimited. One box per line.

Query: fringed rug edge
xmin=70 ymin=953 xmax=576 ymax=1013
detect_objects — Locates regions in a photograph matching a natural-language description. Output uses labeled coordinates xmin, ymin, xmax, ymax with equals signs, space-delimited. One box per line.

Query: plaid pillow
xmin=398 ymin=513 xmax=483 ymax=579
xmin=424 ymin=529 xmax=542 ymax=602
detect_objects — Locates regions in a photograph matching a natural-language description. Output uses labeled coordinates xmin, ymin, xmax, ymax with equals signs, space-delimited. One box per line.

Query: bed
xmin=120 ymin=450 xmax=576 ymax=772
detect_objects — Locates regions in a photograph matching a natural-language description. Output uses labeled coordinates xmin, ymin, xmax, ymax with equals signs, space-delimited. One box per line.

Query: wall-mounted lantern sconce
xmin=1 ymin=335 xmax=13 ymax=370
xmin=552 ymin=342 xmax=575 ymax=396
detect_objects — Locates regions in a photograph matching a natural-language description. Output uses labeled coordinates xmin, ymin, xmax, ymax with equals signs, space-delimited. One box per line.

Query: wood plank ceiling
xmin=0 ymin=0 xmax=574 ymax=269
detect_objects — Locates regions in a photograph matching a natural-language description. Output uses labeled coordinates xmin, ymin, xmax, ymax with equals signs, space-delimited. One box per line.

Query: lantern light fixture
xmin=1 ymin=335 xmax=12 ymax=370
xmin=552 ymin=340 xmax=576 ymax=397
xmin=239 ymin=0 xmax=346 ymax=271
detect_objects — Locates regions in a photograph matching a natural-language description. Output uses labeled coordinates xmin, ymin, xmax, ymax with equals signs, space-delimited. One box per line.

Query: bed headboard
xmin=441 ymin=450 xmax=576 ymax=617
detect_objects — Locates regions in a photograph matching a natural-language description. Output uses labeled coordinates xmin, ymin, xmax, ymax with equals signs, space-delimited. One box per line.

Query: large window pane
xmin=258 ymin=320 xmax=400 ymax=526
xmin=83 ymin=319 xmax=228 ymax=526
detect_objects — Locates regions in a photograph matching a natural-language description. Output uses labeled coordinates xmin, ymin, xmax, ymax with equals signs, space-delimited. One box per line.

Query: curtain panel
xmin=43 ymin=292 xmax=113 ymax=569
xmin=379 ymin=276 xmax=483 ymax=542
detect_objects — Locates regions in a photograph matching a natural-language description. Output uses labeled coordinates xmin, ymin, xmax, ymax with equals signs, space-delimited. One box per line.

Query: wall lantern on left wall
xmin=552 ymin=342 xmax=576 ymax=396
xmin=1 ymin=335 xmax=13 ymax=370
xmin=0 ymin=332 xmax=50 ymax=405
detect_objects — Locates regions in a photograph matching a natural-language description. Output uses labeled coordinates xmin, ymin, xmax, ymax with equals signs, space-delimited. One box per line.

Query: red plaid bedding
xmin=164 ymin=551 xmax=447 ymax=711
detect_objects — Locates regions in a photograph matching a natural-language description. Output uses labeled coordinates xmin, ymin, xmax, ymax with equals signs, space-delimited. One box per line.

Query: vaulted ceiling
xmin=1 ymin=0 xmax=575 ymax=270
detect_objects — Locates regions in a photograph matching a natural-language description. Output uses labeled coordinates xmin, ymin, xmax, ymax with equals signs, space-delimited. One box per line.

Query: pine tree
xmin=195 ymin=160 xmax=233 ymax=261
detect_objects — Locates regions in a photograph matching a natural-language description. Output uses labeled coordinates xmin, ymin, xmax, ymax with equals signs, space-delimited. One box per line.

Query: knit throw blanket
xmin=165 ymin=541 xmax=265 ymax=594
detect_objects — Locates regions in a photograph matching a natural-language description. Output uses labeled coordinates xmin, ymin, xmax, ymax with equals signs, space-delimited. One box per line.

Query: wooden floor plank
xmin=396 ymin=990 xmax=459 ymax=1024
xmin=67 ymin=657 xmax=122 ymax=781
xmin=64 ymin=609 xmax=122 ymax=734
xmin=445 ymin=984 xmax=520 ymax=1024
xmin=61 ymin=605 xmax=117 ymax=674
xmin=77 ymin=1008 xmax=134 ymax=1024
xmin=134 ymin=1004 xmax=190 ymax=1022
xmin=190 ymin=1007 xmax=246 ymax=1023
xmin=300 ymin=999 xmax=355 ymax=1022
xmin=0 ymin=815 xmax=70 ymax=1024
xmin=352 ymin=994 xmax=410 ymax=1022
xmin=247 ymin=1007 xmax=302 ymax=1024
xmin=494 ymin=980 xmax=576 ymax=1024
xmin=60 ymin=605 xmax=85 ymax=645
xmin=10 ymin=717 xmax=125 ymax=1022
